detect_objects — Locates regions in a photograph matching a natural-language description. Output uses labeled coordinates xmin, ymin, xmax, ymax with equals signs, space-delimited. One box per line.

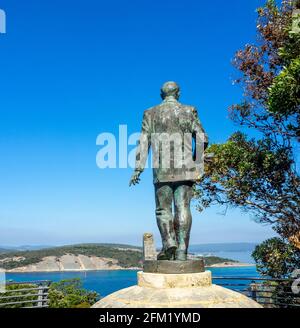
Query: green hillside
xmin=202 ymin=256 xmax=238 ymax=266
xmin=0 ymin=243 xmax=237 ymax=270
xmin=0 ymin=244 xmax=143 ymax=270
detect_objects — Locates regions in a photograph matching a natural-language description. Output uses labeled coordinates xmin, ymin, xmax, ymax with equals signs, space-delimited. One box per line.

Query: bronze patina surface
xmin=130 ymin=82 xmax=208 ymax=262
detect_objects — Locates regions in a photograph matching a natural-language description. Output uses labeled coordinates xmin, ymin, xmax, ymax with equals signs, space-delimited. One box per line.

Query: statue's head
xmin=160 ymin=81 xmax=180 ymax=100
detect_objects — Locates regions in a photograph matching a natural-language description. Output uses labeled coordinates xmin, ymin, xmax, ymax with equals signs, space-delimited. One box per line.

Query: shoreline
xmin=207 ymin=262 xmax=255 ymax=268
xmin=6 ymin=263 xmax=255 ymax=274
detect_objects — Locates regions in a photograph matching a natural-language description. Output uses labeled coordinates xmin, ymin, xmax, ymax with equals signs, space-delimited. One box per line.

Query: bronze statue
xmin=130 ymin=82 xmax=208 ymax=261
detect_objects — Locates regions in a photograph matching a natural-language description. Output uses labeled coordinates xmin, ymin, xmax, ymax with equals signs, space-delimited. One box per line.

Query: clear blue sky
xmin=0 ymin=0 xmax=276 ymax=246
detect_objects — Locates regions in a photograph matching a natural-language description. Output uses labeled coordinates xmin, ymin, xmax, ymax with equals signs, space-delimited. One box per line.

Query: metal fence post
xmin=249 ymin=282 xmax=257 ymax=302
xmin=37 ymin=285 xmax=44 ymax=308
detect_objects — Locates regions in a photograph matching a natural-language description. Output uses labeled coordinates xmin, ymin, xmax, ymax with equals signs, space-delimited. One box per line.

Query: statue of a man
xmin=130 ymin=82 xmax=208 ymax=261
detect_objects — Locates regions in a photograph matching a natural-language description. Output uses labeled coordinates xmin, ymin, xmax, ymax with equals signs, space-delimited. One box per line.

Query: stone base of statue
xmin=92 ymin=269 xmax=262 ymax=308
xmin=143 ymin=259 xmax=205 ymax=274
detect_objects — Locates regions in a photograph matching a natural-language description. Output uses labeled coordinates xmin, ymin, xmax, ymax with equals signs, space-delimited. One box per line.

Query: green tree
xmin=252 ymin=237 xmax=300 ymax=278
xmin=48 ymin=278 xmax=99 ymax=308
xmin=197 ymin=0 xmax=300 ymax=276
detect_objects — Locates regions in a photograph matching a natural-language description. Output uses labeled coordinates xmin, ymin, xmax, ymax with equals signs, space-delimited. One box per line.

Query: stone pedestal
xmin=92 ymin=270 xmax=262 ymax=308
xmin=144 ymin=259 xmax=204 ymax=274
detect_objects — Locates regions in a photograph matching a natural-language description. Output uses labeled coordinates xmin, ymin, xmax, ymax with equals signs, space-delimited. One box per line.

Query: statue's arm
xmin=129 ymin=111 xmax=151 ymax=186
xmin=192 ymin=107 xmax=208 ymax=150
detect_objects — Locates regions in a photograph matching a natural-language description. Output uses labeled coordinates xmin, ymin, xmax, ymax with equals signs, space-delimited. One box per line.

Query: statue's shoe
xmin=157 ymin=246 xmax=177 ymax=260
xmin=175 ymin=250 xmax=187 ymax=261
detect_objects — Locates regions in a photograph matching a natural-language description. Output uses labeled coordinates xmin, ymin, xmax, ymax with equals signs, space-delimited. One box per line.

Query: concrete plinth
xmin=143 ymin=259 xmax=205 ymax=274
xmin=92 ymin=271 xmax=262 ymax=308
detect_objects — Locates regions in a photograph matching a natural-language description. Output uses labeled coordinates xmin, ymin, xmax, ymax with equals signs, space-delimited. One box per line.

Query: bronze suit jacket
xmin=135 ymin=98 xmax=208 ymax=184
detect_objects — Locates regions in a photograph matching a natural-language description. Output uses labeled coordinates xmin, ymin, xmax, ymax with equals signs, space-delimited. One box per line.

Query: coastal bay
xmin=6 ymin=266 xmax=260 ymax=298
xmin=0 ymin=243 xmax=254 ymax=273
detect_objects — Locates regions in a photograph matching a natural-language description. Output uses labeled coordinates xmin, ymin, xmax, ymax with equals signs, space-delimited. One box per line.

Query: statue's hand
xmin=129 ymin=170 xmax=142 ymax=186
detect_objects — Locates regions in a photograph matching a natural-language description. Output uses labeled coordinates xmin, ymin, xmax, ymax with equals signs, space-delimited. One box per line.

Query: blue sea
xmin=6 ymin=266 xmax=259 ymax=298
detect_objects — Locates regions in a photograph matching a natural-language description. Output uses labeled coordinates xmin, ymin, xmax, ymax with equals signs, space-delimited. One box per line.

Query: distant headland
xmin=0 ymin=243 xmax=255 ymax=273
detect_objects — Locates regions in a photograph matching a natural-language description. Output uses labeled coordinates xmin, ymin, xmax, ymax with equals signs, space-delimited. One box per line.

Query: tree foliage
xmin=0 ymin=279 xmax=98 ymax=308
xmin=252 ymin=237 xmax=300 ymax=278
xmin=0 ymin=244 xmax=143 ymax=270
xmin=228 ymin=0 xmax=299 ymax=140
xmin=48 ymin=278 xmax=98 ymax=308
xmin=268 ymin=57 xmax=300 ymax=122
xmin=197 ymin=0 xmax=300 ymax=248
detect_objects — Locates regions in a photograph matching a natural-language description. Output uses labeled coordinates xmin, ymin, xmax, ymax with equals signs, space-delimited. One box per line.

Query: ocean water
xmin=6 ymin=266 xmax=259 ymax=298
